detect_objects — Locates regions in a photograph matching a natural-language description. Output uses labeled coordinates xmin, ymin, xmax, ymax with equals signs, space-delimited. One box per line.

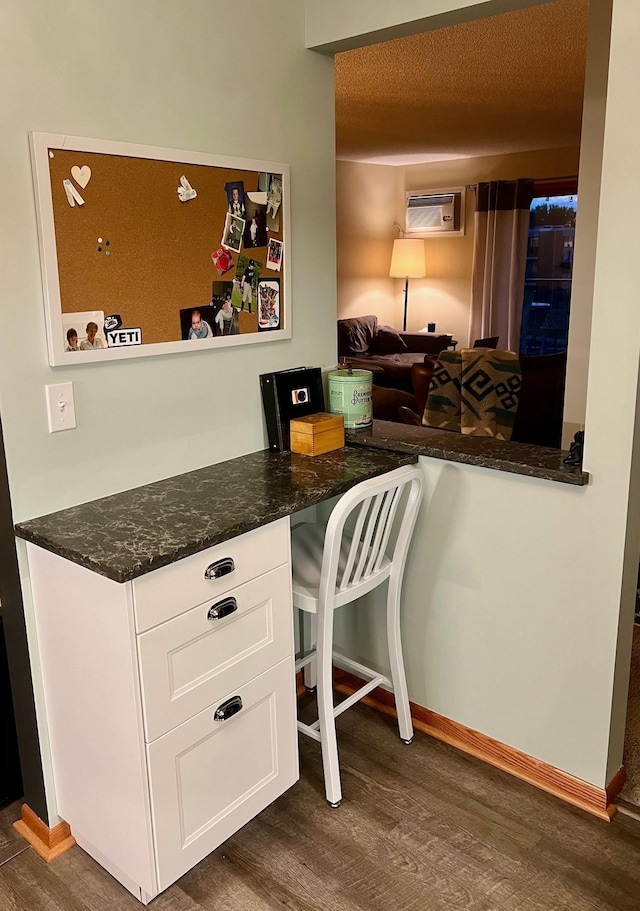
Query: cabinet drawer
xmin=138 ymin=565 xmax=293 ymax=741
xmin=147 ymin=657 xmax=298 ymax=892
xmin=133 ymin=518 xmax=290 ymax=633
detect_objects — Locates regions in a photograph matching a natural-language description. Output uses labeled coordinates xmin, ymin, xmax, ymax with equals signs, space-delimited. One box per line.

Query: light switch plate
xmin=45 ymin=382 xmax=76 ymax=432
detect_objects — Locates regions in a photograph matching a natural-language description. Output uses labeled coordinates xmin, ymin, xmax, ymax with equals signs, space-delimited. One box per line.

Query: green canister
xmin=328 ymin=368 xmax=373 ymax=430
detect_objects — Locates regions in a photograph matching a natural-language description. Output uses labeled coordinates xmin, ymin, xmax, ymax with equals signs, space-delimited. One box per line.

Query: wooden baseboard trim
xmin=13 ymin=803 xmax=75 ymax=862
xmin=332 ymin=668 xmax=624 ymax=822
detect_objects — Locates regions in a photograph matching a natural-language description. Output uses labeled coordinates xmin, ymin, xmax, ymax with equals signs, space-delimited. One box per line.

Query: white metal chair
xmin=291 ymin=464 xmax=423 ymax=807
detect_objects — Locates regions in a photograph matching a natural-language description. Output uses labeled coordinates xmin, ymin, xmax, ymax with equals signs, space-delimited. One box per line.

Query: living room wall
xmin=336 ymin=145 xmax=580 ymax=345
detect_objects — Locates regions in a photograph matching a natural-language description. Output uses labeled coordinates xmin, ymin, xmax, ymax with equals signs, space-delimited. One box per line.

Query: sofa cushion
xmin=337 ymin=315 xmax=378 ymax=356
xmin=370 ymin=325 xmax=408 ymax=355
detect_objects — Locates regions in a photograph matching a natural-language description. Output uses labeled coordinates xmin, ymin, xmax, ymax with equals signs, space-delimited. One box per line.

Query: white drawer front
xmin=138 ymin=565 xmax=293 ymax=741
xmin=133 ymin=518 xmax=290 ymax=633
xmin=147 ymin=658 xmax=298 ymax=892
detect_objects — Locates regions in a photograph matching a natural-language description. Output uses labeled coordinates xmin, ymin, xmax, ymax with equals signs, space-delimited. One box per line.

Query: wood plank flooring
xmin=2 ymin=701 xmax=640 ymax=910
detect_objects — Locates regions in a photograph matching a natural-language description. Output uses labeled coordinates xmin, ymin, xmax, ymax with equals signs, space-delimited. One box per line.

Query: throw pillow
xmin=422 ymin=349 xmax=521 ymax=441
xmin=370 ymin=326 xmax=408 ymax=355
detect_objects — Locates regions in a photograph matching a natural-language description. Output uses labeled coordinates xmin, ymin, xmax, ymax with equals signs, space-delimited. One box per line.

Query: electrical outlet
xmin=45 ymin=382 xmax=76 ymax=433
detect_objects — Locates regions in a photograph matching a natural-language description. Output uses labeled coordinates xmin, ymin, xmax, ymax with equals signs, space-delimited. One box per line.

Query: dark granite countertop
xmin=346 ymin=421 xmax=588 ymax=487
xmin=15 ymin=447 xmax=417 ymax=583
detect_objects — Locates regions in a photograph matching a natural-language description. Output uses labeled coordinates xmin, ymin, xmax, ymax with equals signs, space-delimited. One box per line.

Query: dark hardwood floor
xmin=2 ymin=701 xmax=640 ymax=910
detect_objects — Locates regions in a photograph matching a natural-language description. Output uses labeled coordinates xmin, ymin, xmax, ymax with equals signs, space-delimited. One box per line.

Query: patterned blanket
xmin=422 ymin=348 xmax=522 ymax=440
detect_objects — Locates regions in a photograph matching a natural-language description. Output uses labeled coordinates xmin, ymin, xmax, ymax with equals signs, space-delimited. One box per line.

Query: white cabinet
xmin=27 ymin=518 xmax=298 ymax=904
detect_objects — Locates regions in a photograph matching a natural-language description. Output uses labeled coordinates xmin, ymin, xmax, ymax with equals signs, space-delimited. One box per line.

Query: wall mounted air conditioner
xmin=405 ymin=187 xmax=465 ymax=236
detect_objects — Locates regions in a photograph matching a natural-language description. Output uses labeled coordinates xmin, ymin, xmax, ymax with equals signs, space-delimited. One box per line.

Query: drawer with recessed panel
xmin=137 ymin=563 xmax=293 ymax=741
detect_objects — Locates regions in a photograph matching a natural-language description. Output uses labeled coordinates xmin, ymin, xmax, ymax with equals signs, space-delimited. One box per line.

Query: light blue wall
xmin=0 ymin=0 xmax=337 ymax=521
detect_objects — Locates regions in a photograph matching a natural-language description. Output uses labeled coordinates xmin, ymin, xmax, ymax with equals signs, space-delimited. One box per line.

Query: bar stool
xmin=291 ymin=464 xmax=422 ymax=807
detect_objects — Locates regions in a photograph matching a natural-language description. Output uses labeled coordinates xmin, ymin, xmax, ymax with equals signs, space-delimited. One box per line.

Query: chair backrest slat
xmin=337 ymin=498 xmax=369 ymax=590
xmin=351 ymin=492 xmax=384 ymax=586
xmin=364 ymin=489 xmax=394 ymax=578
xmin=373 ymin=485 xmax=403 ymax=573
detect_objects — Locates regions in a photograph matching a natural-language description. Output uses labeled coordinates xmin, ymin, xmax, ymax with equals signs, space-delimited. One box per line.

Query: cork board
xmin=30 ymin=133 xmax=290 ymax=365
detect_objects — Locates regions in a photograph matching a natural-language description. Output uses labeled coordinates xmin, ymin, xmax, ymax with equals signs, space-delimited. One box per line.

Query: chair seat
xmin=291 ymin=522 xmax=391 ymax=613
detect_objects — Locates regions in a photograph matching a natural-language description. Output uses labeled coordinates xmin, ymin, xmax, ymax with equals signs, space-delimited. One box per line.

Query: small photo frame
xmin=258 ymin=278 xmax=280 ymax=331
xmin=266 ymin=238 xmax=283 ymax=272
xmin=221 ymin=213 xmax=244 ymax=253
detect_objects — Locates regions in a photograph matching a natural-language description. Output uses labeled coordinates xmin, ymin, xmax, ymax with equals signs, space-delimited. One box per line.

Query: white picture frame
xmin=30 ymin=132 xmax=292 ymax=366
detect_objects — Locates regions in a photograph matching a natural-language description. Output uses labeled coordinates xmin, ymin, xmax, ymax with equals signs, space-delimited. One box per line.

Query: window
xmin=519 ymin=184 xmax=577 ymax=355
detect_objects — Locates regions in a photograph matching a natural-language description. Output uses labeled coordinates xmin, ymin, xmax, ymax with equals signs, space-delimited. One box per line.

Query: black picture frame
xmin=260 ymin=367 xmax=325 ymax=452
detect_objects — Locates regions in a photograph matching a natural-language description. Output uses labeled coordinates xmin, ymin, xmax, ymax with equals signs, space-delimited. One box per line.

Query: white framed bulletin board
xmin=30 ymin=133 xmax=291 ymax=366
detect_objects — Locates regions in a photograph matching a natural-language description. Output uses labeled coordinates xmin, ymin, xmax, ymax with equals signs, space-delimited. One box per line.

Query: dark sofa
xmin=338 ymin=315 xmax=452 ymax=393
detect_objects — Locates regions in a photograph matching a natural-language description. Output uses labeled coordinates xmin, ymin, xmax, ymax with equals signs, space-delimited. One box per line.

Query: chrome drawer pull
xmin=214 ymin=695 xmax=243 ymax=722
xmin=207 ymin=597 xmax=237 ymax=622
xmin=204 ymin=557 xmax=235 ymax=580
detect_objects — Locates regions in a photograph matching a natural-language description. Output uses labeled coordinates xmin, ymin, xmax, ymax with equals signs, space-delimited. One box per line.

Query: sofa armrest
xmin=399 ymin=332 xmax=455 ymax=355
xmin=411 ymin=357 xmax=438 ymax=416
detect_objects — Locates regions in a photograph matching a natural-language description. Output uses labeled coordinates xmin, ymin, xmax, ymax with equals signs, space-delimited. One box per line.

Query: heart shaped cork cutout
xmin=71 ymin=165 xmax=91 ymax=189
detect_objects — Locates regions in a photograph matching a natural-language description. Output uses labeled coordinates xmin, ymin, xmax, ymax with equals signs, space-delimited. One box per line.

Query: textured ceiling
xmin=335 ymin=0 xmax=590 ymax=165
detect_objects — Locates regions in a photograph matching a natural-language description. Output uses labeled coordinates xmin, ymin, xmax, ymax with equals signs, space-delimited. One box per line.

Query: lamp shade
xmin=389 ymin=239 xmax=426 ymax=278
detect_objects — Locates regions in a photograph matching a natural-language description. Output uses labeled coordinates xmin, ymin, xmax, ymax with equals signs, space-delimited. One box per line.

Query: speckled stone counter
xmin=15 ymin=446 xmax=417 ymax=583
xmin=346 ymin=421 xmax=589 ymax=487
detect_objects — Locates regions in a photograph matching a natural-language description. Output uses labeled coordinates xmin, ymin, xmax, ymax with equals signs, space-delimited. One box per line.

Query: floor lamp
xmin=389 ymin=239 xmax=426 ymax=332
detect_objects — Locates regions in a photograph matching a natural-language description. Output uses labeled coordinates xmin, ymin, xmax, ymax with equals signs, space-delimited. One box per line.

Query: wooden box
xmin=290 ymin=413 xmax=345 ymax=457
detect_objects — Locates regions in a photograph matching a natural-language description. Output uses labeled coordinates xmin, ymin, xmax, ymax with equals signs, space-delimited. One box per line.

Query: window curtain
xmin=469 ymin=179 xmax=534 ymax=351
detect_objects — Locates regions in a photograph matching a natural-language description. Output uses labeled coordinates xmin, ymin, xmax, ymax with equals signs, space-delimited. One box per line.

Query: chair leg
xmin=303 ymin=613 xmax=317 ymax=692
xmin=316 ymin=598 xmax=342 ymax=807
xmin=387 ymin=575 xmax=413 ymax=743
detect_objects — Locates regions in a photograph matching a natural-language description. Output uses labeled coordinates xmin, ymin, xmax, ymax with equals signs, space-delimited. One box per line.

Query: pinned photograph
xmin=243 ymin=204 xmax=268 ymax=249
xmin=232 ymin=255 xmax=262 ymax=313
xmin=225 ymin=181 xmax=246 ymax=219
xmin=211 ymin=246 xmax=234 ymax=275
xmin=179 ymin=305 xmax=217 ymax=340
xmin=267 ymin=176 xmax=282 ymax=232
xmin=62 ymin=310 xmax=106 ymax=352
xmin=258 ymin=279 xmax=280 ymax=331
xmin=221 ymin=212 xmax=245 ymax=253
xmin=266 ymin=176 xmax=282 ymax=218
xmin=266 ymin=238 xmax=283 ymax=272
xmin=213 ymin=291 xmax=240 ymax=336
